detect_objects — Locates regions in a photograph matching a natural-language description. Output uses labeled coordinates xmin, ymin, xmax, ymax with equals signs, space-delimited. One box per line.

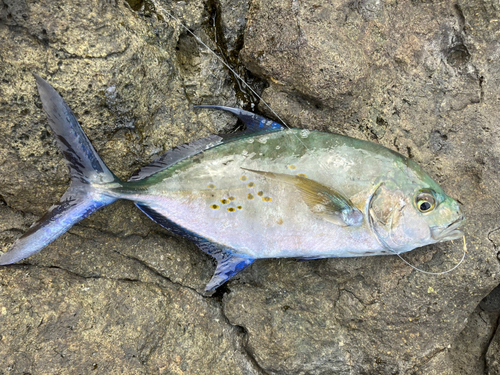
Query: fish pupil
xmin=420 ymin=201 xmax=431 ymax=211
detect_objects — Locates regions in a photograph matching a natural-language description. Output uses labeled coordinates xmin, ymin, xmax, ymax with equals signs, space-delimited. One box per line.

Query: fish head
xmin=368 ymin=168 xmax=464 ymax=254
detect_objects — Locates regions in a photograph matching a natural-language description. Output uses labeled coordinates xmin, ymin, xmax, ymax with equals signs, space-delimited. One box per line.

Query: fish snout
xmin=431 ymin=205 xmax=465 ymax=242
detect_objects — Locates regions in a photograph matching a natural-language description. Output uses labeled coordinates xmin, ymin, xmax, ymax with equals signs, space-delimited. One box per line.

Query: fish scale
xmin=0 ymin=76 xmax=465 ymax=291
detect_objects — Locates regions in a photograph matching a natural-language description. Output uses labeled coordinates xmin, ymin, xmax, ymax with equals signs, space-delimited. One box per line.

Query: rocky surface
xmin=0 ymin=266 xmax=260 ymax=374
xmin=0 ymin=0 xmax=499 ymax=374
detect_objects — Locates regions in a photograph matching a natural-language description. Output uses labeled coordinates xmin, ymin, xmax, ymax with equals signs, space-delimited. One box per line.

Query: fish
xmin=0 ymin=75 xmax=464 ymax=291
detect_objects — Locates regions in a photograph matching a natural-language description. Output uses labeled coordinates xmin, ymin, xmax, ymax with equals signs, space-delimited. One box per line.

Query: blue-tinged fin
xmin=128 ymin=135 xmax=224 ymax=182
xmin=204 ymin=250 xmax=254 ymax=292
xmin=135 ymin=203 xmax=254 ymax=291
xmin=0 ymin=189 xmax=115 ymax=265
xmin=0 ymin=75 xmax=119 ymax=265
xmin=33 ymin=74 xmax=118 ymax=184
xmin=128 ymin=106 xmax=282 ymax=183
xmin=194 ymin=105 xmax=284 ymax=132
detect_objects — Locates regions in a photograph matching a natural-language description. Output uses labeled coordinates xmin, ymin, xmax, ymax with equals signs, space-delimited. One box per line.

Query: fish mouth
xmin=431 ymin=215 xmax=465 ymax=242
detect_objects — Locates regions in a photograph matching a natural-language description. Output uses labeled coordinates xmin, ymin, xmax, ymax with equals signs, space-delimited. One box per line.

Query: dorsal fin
xmin=128 ymin=134 xmax=223 ymax=182
xmin=129 ymin=106 xmax=283 ymax=182
xmin=194 ymin=105 xmax=284 ymax=132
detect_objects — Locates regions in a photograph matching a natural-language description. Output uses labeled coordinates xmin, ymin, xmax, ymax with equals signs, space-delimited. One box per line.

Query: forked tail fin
xmin=0 ymin=75 xmax=119 ymax=265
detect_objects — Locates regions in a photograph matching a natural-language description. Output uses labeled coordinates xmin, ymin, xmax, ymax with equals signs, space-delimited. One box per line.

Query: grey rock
xmin=481 ymin=284 xmax=500 ymax=311
xmin=449 ymin=305 xmax=500 ymax=375
xmin=487 ymin=322 xmax=500 ymax=375
xmin=0 ymin=266 xmax=260 ymax=374
xmin=0 ymin=0 xmax=499 ymax=374
xmin=218 ymin=0 xmax=251 ymax=53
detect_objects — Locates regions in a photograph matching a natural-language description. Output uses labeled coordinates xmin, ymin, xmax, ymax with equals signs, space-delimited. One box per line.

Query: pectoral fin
xmin=243 ymin=168 xmax=363 ymax=227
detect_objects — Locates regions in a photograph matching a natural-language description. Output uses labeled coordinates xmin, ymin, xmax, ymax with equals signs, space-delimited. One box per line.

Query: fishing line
xmin=392 ymin=237 xmax=466 ymax=275
xmin=150 ymin=1 xmax=466 ymax=275
xmin=150 ymin=0 xmax=288 ymax=125
xmin=149 ymin=0 xmax=338 ymax=179
xmin=366 ymin=185 xmax=466 ymax=275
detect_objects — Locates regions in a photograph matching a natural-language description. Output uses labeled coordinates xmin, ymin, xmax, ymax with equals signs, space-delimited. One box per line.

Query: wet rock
xmin=0 ymin=267 xmax=260 ymax=374
xmin=218 ymin=0 xmax=251 ymax=53
xmin=449 ymin=305 xmax=500 ymax=374
xmin=228 ymin=0 xmax=500 ymax=373
xmin=0 ymin=0 xmax=499 ymax=374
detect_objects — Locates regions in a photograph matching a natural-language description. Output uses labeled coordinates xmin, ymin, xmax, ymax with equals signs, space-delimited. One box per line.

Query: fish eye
xmin=416 ymin=190 xmax=436 ymax=213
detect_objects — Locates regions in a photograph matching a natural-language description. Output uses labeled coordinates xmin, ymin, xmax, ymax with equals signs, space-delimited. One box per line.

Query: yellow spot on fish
xmin=210 ymin=204 xmax=219 ymax=210
xmin=228 ymin=196 xmax=236 ymax=201
xmin=227 ymin=207 xmax=236 ymax=212
xmin=220 ymin=199 xmax=229 ymax=204
xmin=427 ymin=286 xmax=437 ymax=294
xmin=262 ymin=196 xmax=272 ymax=202
xmin=237 ymin=206 xmax=242 ymax=210
xmin=288 ymin=164 xmax=297 ymax=170
xmin=207 ymin=184 xmax=216 ymax=189
xmin=248 ymin=182 xmax=255 ymax=188
xmin=297 ymin=173 xmax=307 ymax=178
xmin=277 ymin=218 xmax=283 ymax=225
xmin=247 ymin=193 xmax=254 ymax=200
xmin=257 ymin=191 xmax=264 ymax=197
xmin=240 ymin=176 xmax=248 ymax=181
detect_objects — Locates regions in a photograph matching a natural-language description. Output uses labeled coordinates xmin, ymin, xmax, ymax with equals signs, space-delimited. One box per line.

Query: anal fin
xmin=135 ymin=203 xmax=254 ymax=291
xmin=205 ymin=248 xmax=254 ymax=292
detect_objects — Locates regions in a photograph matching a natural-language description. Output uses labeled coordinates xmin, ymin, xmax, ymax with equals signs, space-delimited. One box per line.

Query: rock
xmin=480 ymin=284 xmax=500 ymax=375
xmin=0 ymin=0 xmax=499 ymax=374
xmin=449 ymin=305 xmax=500 ymax=374
xmin=481 ymin=284 xmax=500 ymax=311
xmin=486 ymin=324 xmax=500 ymax=375
xmin=218 ymin=0 xmax=251 ymax=53
xmin=0 ymin=266 xmax=260 ymax=374
xmin=227 ymin=0 xmax=500 ymax=373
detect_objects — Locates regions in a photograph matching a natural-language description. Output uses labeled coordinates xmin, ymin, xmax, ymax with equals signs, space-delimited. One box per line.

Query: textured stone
xmin=487 ymin=323 xmax=500 ymax=375
xmin=0 ymin=0 xmax=500 ymax=374
xmin=227 ymin=0 xmax=500 ymax=373
xmin=449 ymin=305 xmax=500 ymax=375
xmin=0 ymin=266 xmax=259 ymax=374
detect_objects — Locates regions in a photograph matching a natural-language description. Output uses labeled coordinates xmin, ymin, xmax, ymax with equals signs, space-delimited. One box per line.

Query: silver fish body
xmin=126 ymin=129 xmax=462 ymax=258
xmin=0 ymin=76 xmax=464 ymax=291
